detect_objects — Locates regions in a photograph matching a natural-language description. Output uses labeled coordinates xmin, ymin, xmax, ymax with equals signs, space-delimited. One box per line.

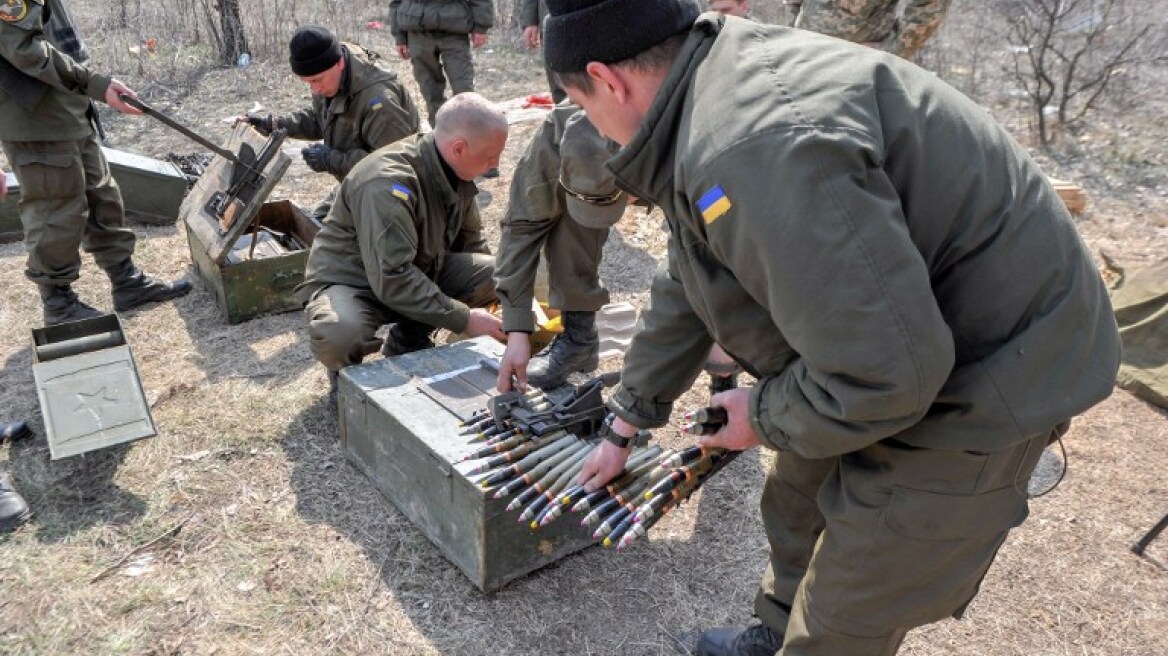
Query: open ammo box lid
xmin=179 ymin=123 xmax=292 ymax=265
xmin=31 ymin=314 xmax=157 ymax=460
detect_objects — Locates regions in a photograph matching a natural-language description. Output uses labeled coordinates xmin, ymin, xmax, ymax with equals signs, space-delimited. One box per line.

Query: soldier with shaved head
xmin=297 ymin=92 xmax=508 ymax=377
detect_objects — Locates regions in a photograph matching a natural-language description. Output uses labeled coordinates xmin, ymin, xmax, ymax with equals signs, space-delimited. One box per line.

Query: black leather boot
xmin=695 ymin=624 xmax=784 ymax=656
xmin=0 ymin=470 xmax=30 ymax=532
xmin=380 ymin=321 xmax=435 ymax=357
xmin=527 ymin=311 xmax=600 ymax=389
xmin=38 ymin=284 xmax=103 ymax=326
xmin=0 ymin=420 xmax=32 ymax=445
xmin=106 ymin=260 xmax=192 ymax=312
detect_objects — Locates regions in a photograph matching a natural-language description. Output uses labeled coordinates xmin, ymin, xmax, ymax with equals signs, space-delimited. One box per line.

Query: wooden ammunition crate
xmin=181 ymin=125 xmax=320 ymax=324
xmin=339 ymin=337 xmax=597 ymax=592
xmin=0 ymin=149 xmax=187 ymax=241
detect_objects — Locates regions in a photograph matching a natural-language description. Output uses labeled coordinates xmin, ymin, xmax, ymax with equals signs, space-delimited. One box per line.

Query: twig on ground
xmin=89 ymin=514 xmax=194 ymax=584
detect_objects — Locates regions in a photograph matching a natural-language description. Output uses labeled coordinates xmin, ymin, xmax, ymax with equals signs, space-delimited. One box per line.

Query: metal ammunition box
xmin=31 ymin=314 xmax=157 ymax=460
xmin=339 ymin=337 xmax=597 ymax=592
xmin=180 ymin=125 xmax=320 ymax=324
xmin=0 ymin=150 xmax=187 ymax=241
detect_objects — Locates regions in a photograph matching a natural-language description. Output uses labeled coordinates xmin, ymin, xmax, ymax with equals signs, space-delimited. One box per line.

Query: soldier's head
xmin=289 ymin=26 xmax=346 ymax=98
xmin=433 ymin=93 xmax=509 ymax=181
xmin=708 ymin=0 xmax=748 ymax=17
xmin=544 ymin=0 xmax=699 ymax=146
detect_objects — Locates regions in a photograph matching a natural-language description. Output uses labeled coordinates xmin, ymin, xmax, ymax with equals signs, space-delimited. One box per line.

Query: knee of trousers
xmin=306 ymin=311 xmax=373 ymax=370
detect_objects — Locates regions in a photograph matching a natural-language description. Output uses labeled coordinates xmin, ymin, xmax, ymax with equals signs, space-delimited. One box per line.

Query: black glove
xmin=301 ymin=143 xmax=333 ymax=173
xmin=244 ymin=113 xmax=275 ymax=136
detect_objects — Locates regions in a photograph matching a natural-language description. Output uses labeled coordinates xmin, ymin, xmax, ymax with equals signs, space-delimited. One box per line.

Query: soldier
xmin=520 ymin=0 xmax=567 ymax=103
xmin=787 ymin=0 xmax=952 ymax=58
xmin=543 ymin=2 xmax=1120 ymax=655
xmin=390 ymin=0 xmax=494 ymax=126
xmin=0 ymin=0 xmax=192 ymax=326
xmin=237 ymin=26 xmax=421 ymax=219
xmin=297 ymin=93 xmax=507 ymax=377
xmin=494 ymin=106 xmax=625 ymax=390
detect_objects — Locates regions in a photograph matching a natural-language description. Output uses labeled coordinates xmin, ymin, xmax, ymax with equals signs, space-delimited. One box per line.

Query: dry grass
xmin=2 ymin=2 xmax=1168 ymax=655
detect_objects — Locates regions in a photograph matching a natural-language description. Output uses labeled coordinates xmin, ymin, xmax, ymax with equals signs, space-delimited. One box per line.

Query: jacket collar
xmin=419 ymin=132 xmax=479 ymax=206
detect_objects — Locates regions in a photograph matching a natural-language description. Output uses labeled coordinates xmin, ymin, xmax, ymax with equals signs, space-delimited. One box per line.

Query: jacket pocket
xmin=885 ymin=484 xmax=1028 ymax=541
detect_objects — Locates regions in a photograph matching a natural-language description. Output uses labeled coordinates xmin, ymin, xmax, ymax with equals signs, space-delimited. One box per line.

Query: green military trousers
xmin=753 ymin=428 xmax=1054 ymax=655
xmin=406 ymin=31 xmax=475 ymax=125
xmin=544 ymin=215 xmax=609 ymax=312
xmin=2 ymin=135 xmax=136 ymax=286
xmin=304 ymin=252 xmax=497 ymax=370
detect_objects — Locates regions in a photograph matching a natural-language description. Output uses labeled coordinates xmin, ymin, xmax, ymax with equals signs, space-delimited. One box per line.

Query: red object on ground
xmin=523 ymin=93 xmax=555 ymax=109
xmin=366 ymin=21 xmax=384 ymax=30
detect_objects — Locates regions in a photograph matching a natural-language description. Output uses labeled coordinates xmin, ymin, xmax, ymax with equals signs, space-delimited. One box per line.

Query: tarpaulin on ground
xmin=1111 ymin=258 xmax=1168 ymax=409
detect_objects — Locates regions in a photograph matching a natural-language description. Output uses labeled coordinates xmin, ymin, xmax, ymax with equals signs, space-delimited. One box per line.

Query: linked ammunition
xmin=683 ymin=406 xmax=728 ymax=425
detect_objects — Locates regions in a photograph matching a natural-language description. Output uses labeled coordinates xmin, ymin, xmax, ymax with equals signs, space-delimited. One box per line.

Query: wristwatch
xmin=598 ymin=413 xmax=649 ymax=449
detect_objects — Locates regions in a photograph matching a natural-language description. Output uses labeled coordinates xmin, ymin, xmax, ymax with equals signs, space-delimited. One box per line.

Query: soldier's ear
xmin=585 ymin=62 xmax=630 ymax=104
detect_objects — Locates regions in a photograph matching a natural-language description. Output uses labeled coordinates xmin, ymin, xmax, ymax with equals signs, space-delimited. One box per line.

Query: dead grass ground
xmin=1 ymin=2 xmax=1167 ymax=655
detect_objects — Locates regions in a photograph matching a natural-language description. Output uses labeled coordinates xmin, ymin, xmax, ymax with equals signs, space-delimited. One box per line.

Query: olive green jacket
xmin=297 ymin=133 xmax=490 ymax=333
xmin=0 ymin=0 xmax=112 ymax=141
xmin=794 ymin=0 xmax=952 ymax=59
xmin=520 ymin=0 xmax=546 ymax=29
xmin=390 ymin=0 xmax=494 ymax=44
xmin=278 ymin=44 xmax=420 ymax=182
xmin=608 ymin=16 xmax=1120 ymax=457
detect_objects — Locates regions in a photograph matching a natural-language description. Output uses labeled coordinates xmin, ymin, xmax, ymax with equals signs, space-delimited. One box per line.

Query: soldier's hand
xmin=106 ymin=79 xmax=144 ymax=115
xmin=578 ymin=429 xmax=633 ymax=492
xmin=396 ymin=44 xmax=410 ymax=60
xmin=471 ymin=32 xmax=488 ymax=48
xmin=522 ymin=26 xmax=540 ymax=49
xmin=497 ymin=332 xmax=532 ymax=393
xmin=699 ymin=387 xmax=764 ymax=452
xmin=301 ymin=143 xmax=333 ymax=172
xmin=464 ymin=308 xmax=506 ymax=343
xmin=238 ymin=113 xmax=275 ymax=136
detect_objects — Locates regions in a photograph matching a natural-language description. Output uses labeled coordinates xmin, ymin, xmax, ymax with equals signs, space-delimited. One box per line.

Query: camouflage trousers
xmin=754 ymin=428 xmax=1054 ymax=655
xmin=2 ymin=135 xmax=136 ymax=286
xmin=406 ymin=30 xmax=475 ymax=126
xmin=304 ymin=252 xmax=497 ymax=370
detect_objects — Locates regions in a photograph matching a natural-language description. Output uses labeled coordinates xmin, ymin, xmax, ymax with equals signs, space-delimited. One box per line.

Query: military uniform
xmin=789 ymin=0 xmax=951 ymax=58
xmin=520 ymin=0 xmax=566 ymax=103
xmin=495 ymin=105 xmax=613 ymax=334
xmin=277 ymin=44 xmax=420 ymax=183
xmin=0 ymin=0 xmax=135 ymax=287
xmin=390 ymin=0 xmax=494 ymax=124
xmin=297 ymin=132 xmax=496 ymax=370
xmin=605 ymin=17 xmax=1119 ymax=654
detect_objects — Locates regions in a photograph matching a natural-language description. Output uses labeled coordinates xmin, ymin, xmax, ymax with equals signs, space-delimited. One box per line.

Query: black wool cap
xmin=543 ymin=0 xmax=701 ymax=73
xmin=289 ymin=26 xmax=342 ymax=76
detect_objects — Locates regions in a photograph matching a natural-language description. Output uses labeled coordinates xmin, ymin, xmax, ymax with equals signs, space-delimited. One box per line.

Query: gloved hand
xmin=301 ymin=143 xmax=333 ymax=173
xmin=240 ymin=113 xmax=275 ymax=136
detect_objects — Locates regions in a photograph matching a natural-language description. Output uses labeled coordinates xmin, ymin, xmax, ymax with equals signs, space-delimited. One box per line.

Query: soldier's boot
xmin=38 ymin=284 xmax=103 ymax=326
xmin=106 ymin=260 xmax=192 ymax=313
xmin=0 ymin=470 xmax=31 ymax=532
xmin=380 ymin=321 xmax=435 ymax=358
xmin=527 ymin=311 xmax=600 ymax=389
xmin=694 ymin=624 xmax=784 ymax=656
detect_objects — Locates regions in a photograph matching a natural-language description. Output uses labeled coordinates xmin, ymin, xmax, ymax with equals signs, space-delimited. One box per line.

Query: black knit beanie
xmin=543 ymin=0 xmax=701 ymax=73
xmin=289 ymin=26 xmax=342 ymax=76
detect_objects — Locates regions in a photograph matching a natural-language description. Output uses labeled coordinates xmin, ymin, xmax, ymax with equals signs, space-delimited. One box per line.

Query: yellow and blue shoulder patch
xmin=391 ymin=182 xmax=412 ymax=202
xmin=696 ymin=184 xmax=732 ymax=224
xmin=0 ymin=0 xmax=30 ymax=23
xmin=369 ymin=97 xmax=384 ymax=112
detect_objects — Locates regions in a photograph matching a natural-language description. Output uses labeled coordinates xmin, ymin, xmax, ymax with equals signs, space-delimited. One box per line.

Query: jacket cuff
xmin=87 ymin=73 xmax=112 ymax=103
xmin=607 ymin=385 xmax=672 ymax=430
xmin=439 ymin=301 xmax=471 ymax=334
xmin=501 ymin=303 xmax=536 ymax=333
xmin=749 ymin=376 xmax=789 ymax=452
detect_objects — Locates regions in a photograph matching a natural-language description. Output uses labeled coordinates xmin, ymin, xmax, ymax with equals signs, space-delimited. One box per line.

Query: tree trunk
xmin=217 ymin=0 xmax=249 ymax=66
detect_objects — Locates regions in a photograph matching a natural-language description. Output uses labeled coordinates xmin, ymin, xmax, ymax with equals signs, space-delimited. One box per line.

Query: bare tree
xmin=1003 ymin=0 xmax=1152 ymax=146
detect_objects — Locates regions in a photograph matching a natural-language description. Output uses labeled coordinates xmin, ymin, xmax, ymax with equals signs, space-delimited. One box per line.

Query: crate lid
xmin=178 ymin=123 xmax=291 ymax=265
xmin=101 ymin=146 xmax=185 ymax=180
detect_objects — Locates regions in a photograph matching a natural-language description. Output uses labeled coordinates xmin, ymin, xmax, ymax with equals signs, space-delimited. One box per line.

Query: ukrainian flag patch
xmin=392 ymin=183 xmax=412 ymax=202
xmin=697 ymin=185 xmax=732 ymax=224
xmin=369 ymin=97 xmax=384 ymax=111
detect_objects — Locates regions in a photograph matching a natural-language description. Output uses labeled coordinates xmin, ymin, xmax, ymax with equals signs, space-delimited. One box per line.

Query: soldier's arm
xmin=887 ymin=0 xmax=952 ymax=58
xmin=701 ymin=128 xmax=954 ymax=459
xmin=388 ymin=0 xmax=408 ymax=45
xmin=520 ymin=0 xmax=540 ymax=28
xmin=330 ymin=88 xmax=419 ymax=177
xmin=469 ymin=0 xmax=495 ymax=33
xmin=0 ymin=8 xmax=112 ymax=103
xmin=608 ymin=247 xmax=714 ymax=430
xmin=354 ymin=178 xmax=472 ymax=333
xmin=276 ymin=107 xmax=323 ymax=141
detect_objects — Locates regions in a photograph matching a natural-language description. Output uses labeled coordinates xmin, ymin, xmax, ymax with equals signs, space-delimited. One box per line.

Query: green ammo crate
xmin=339 ymin=337 xmax=598 ymax=592
xmin=180 ymin=125 xmax=320 ymax=324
